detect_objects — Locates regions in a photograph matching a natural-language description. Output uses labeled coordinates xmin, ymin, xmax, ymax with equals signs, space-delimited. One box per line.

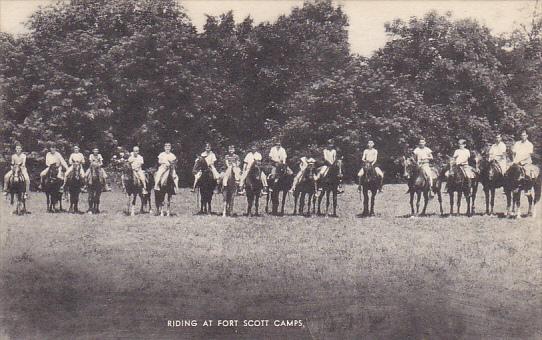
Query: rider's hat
xmin=458 ymin=139 xmax=466 ymax=145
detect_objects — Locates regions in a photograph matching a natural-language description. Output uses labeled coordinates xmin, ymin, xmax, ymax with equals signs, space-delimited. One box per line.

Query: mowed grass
xmin=0 ymin=184 xmax=540 ymax=339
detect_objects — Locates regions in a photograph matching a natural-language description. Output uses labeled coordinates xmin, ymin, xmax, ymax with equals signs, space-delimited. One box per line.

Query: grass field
xmin=1 ymin=184 xmax=540 ymax=339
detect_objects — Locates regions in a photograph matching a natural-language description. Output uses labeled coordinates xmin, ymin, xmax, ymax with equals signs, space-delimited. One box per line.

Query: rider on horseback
xmin=488 ymin=133 xmax=508 ymax=175
xmin=3 ymin=144 xmax=30 ymax=198
xmin=39 ymin=143 xmax=68 ymax=190
xmin=315 ymin=141 xmax=343 ymax=195
xmin=449 ymin=139 xmax=477 ymax=180
xmin=127 ymin=146 xmax=148 ymax=194
xmin=192 ymin=143 xmax=220 ymax=192
xmin=154 ymin=143 xmax=179 ymax=193
xmin=413 ymin=138 xmax=437 ymax=197
xmin=357 ymin=140 xmax=384 ymax=192
xmin=268 ymin=141 xmax=291 ymax=187
xmin=512 ymin=130 xmax=539 ymax=182
xmin=85 ymin=147 xmax=111 ymax=191
xmin=239 ymin=144 xmax=268 ymax=194
xmin=64 ymin=145 xmax=86 ymax=187
xmin=218 ymin=145 xmax=241 ymax=192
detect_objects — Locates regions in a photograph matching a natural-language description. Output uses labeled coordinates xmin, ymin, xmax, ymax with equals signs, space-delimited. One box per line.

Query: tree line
xmin=1 ymin=0 xmax=540 ymax=184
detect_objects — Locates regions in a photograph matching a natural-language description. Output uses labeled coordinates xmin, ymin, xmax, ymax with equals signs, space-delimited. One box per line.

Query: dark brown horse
xmin=193 ymin=156 xmax=216 ymax=215
xmin=65 ymin=162 xmax=84 ymax=213
xmin=122 ymin=161 xmax=148 ymax=216
xmin=244 ymin=161 xmax=264 ymax=217
xmin=316 ymin=160 xmax=342 ymax=217
xmin=43 ymin=164 xmax=63 ymax=213
xmin=401 ymin=157 xmax=443 ymax=216
xmin=358 ymin=160 xmax=381 ymax=217
xmin=86 ymin=163 xmax=103 ymax=214
xmin=444 ymin=158 xmax=478 ymax=216
xmin=266 ymin=163 xmax=293 ymax=216
xmin=6 ymin=164 xmax=27 ymax=215
xmin=293 ymin=164 xmax=316 ymax=217
xmin=504 ymin=163 xmax=541 ymax=218
xmin=155 ymin=164 xmax=176 ymax=216
xmin=477 ymin=155 xmax=506 ymax=215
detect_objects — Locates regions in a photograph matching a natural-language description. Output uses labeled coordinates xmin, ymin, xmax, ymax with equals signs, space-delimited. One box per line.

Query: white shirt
xmin=46 ymin=152 xmax=68 ymax=168
xmin=489 ymin=142 xmax=507 ymax=161
xmin=128 ymin=154 xmax=144 ymax=170
xmin=11 ymin=153 xmax=27 ymax=166
xmin=269 ymin=146 xmax=287 ymax=163
xmin=323 ymin=149 xmax=336 ymax=164
xmin=69 ymin=152 xmax=85 ymax=164
xmin=413 ymin=147 xmax=433 ymax=164
xmin=158 ymin=151 xmax=176 ymax=165
xmin=201 ymin=151 xmax=217 ymax=166
xmin=362 ymin=149 xmax=378 ymax=163
xmin=244 ymin=152 xmax=262 ymax=164
xmin=453 ymin=148 xmax=470 ymax=165
xmin=512 ymin=140 xmax=534 ymax=164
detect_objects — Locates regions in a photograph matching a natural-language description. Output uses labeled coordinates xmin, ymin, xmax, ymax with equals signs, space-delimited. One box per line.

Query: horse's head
xmin=275 ymin=163 xmax=287 ymax=177
xmin=194 ymin=156 xmax=209 ymax=173
xmin=72 ymin=163 xmax=81 ymax=179
xmin=11 ymin=164 xmax=23 ymax=182
xmin=48 ymin=164 xmax=59 ymax=179
xmin=89 ymin=162 xmax=101 ymax=177
xmin=401 ymin=156 xmax=416 ymax=179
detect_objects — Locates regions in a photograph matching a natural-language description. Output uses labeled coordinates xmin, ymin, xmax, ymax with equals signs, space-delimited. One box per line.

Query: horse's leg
xmin=527 ymin=193 xmax=533 ymax=216
xmin=46 ymin=193 xmax=50 ymax=212
xmin=280 ymin=191 xmax=287 ymax=216
xmin=484 ymin=188 xmax=490 ymax=215
xmin=255 ymin=193 xmax=260 ymax=216
xmin=325 ymin=190 xmax=331 ymax=216
xmin=299 ymin=192 xmax=305 ymax=215
xmin=363 ymin=189 xmax=369 ymax=216
xmin=490 ymin=187 xmax=495 ymax=215
xmin=370 ymin=190 xmax=376 ymax=216
xmin=307 ymin=194 xmax=312 ymax=217
xmin=317 ymin=190 xmax=323 ymax=215
xmin=457 ymin=191 xmax=463 ymax=216
xmin=437 ymin=190 xmax=443 ymax=216
xmin=166 ymin=195 xmax=171 ymax=217
xmin=247 ymin=192 xmax=252 ymax=216
xmin=409 ymin=191 xmax=415 ymax=216
xmin=421 ymin=190 xmax=429 ymax=215
xmin=515 ymin=191 xmax=522 ymax=218
xmin=416 ymin=191 xmax=422 ymax=215
xmin=449 ymin=192 xmax=454 ymax=216
xmin=332 ymin=189 xmax=337 ymax=216
xmin=465 ymin=191 xmax=471 ymax=217
xmin=471 ymin=182 xmax=478 ymax=215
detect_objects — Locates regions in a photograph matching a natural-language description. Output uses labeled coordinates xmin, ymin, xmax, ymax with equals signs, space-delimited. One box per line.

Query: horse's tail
xmin=534 ymin=176 xmax=541 ymax=204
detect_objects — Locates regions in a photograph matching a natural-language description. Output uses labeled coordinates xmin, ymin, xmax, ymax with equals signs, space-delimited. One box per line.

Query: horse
xmin=43 ymin=164 xmax=63 ymax=213
xmin=244 ymin=162 xmax=264 ymax=217
xmin=266 ymin=163 xmax=293 ymax=216
xmin=86 ymin=162 xmax=103 ymax=214
xmin=401 ymin=157 xmax=444 ymax=216
xmin=193 ymin=156 xmax=216 ymax=215
xmin=121 ymin=161 xmax=148 ymax=216
xmin=477 ymin=155 xmax=506 ymax=215
xmin=155 ymin=164 xmax=175 ymax=216
xmin=504 ymin=163 xmax=541 ymax=218
xmin=358 ymin=160 xmax=380 ymax=217
xmin=444 ymin=158 xmax=479 ymax=216
xmin=293 ymin=164 xmax=317 ymax=217
xmin=64 ymin=162 xmax=84 ymax=213
xmin=5 ymin=164 xmax=27 ymax=215
xmin=221 ymin=166 xmax=238 ymax=217
xmin=316 ymin=160 xmax=342 ymax=217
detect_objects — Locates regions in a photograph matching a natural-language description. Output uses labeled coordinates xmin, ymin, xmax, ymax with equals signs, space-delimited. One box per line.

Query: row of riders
xmin=3 ymin=131 xmax=540 ymax=217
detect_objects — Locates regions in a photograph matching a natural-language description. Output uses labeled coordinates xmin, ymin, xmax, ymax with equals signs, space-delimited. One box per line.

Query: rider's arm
xmin=373 ymin=150 xmax=378 ymax=165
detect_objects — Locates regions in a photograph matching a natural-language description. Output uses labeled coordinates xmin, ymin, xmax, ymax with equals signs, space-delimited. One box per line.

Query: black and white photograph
xmin=0 ymin=0 xmax=541 ymax=338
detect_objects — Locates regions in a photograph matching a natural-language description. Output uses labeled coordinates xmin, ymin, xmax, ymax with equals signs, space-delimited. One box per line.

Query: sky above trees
xmin=0 ymin=0 xmax=534 ymax=56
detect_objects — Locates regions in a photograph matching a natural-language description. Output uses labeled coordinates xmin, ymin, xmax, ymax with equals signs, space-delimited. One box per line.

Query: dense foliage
xmin=1 ymin=0 xmax=540 ymax=183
